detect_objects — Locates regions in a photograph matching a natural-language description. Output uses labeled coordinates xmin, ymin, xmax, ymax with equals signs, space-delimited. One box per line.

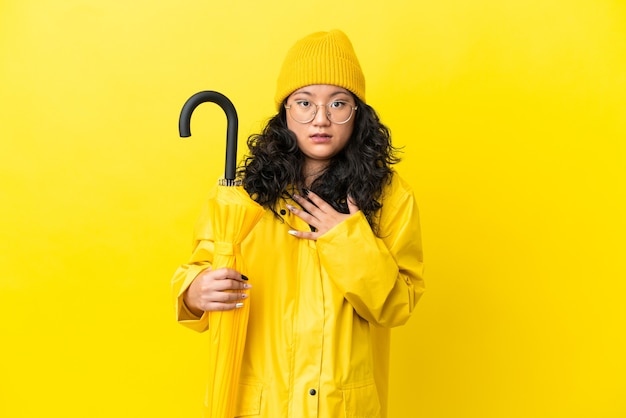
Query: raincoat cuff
xmin=320 ymin=210 xmax=369 ymax=242
xmin=180 ymin=298 xmax=204 ymax=320
xmin=173 ymin=264 xmax=211 ymax=331
xmin=176 ymin=295 xmax=209 ymax=331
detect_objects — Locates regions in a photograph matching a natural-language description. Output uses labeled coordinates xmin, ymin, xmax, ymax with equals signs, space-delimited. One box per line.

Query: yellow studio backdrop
xmin=1 ymin=0 xmax=624 ymax=417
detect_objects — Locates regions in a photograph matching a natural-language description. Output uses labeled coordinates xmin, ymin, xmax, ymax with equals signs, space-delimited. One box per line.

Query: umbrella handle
xmin=179 ymin=91 xmax=238 ymax=181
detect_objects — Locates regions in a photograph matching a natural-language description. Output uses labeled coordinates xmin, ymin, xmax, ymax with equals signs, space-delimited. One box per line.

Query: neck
xmin=302 ymin=162 xmax=328 ymax=188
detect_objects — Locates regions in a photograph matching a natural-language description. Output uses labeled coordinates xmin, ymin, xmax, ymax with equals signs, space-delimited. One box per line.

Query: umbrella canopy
xmin=179 ymin=92 xmax=264 ymax=417
xmin=204 ymin=182 xmax=263 ymax=417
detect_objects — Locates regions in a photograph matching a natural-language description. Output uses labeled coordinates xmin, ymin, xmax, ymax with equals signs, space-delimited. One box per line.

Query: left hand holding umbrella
xmin=184 ymin=267 xmax=251 ymax=315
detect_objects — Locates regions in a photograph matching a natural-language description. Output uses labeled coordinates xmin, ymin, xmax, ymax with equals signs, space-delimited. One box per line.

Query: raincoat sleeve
xmin=317 ymin=174 xmax=424 ymax=328
xmin=171 ymin=198 xmax=216 ymax=333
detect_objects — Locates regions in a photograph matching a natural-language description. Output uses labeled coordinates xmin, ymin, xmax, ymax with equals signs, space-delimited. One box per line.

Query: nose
xmin=312 ymin=104 xmax=331 ymax=126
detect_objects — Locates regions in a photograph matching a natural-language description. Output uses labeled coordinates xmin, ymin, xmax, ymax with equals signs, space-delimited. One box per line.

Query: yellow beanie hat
xmin=274 ymin=29 xmax=366 ymax=110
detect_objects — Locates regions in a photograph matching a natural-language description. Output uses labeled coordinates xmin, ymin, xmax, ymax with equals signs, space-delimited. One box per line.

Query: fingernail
xmin=303 ymin=189 xmax=310 ymax=195
xmin=241 ymin=274 xmax=249 ymax=281
xmin=241 ymin=293 xmax=248 ymax=299
xmin=286 ymin=204 xmax=296 ymax=212
xmin=288 ymin=230 xmax=298 ymax=236
xmin=235 ymin=303 xmax=244 ymax=308
xmin=243 ymin=283 xmax=252 ymax=289
xmin=292 ymin=193 xmax=300 ymax=200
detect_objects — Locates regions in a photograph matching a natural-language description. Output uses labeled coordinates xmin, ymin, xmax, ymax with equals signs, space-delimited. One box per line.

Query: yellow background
xmin=1 ymin=0 xmax=624 ymax=417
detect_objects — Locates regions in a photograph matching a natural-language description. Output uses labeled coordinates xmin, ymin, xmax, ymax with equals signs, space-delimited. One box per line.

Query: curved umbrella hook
xmin=179 ymin=91 xmax=238 ymax=182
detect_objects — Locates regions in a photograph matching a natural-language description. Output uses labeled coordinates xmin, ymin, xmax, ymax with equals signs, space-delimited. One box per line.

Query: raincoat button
xmin=309 ymin=389 xmax=316 ymax=396
xmin=280 ymin=209 xmax=287 ymax=215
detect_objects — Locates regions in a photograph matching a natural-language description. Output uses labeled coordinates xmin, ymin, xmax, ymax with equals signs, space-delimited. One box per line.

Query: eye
xmin=329 ymin=100 xmax=347 ymax=109
xmin=295 ymin=100 xmax=311 ymax=108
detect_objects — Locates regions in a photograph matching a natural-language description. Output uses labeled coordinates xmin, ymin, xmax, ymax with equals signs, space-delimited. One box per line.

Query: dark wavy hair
xmin=237 ymin=95 xmax=401 ymax=233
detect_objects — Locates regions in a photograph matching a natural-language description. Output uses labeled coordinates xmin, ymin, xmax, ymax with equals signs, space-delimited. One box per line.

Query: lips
xmin=310 ymin=133 xmax=331 ymax=143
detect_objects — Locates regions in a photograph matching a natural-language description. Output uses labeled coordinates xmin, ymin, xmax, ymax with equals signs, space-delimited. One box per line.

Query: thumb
xmin=347 ymin=195 xmax=359 ymax=214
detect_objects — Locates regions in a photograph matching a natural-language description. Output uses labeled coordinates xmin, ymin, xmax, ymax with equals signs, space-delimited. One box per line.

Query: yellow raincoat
xmin=172 ymin=172 xmax=424 ymax=418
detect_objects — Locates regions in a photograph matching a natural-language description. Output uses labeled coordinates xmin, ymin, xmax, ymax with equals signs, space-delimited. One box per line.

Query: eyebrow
xmin=291 ymin=89 xmax=352 ymax=98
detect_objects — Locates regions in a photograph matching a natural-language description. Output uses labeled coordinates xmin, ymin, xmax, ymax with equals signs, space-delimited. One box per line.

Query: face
xmin=285 ymin=84 xmax=356 ymax=174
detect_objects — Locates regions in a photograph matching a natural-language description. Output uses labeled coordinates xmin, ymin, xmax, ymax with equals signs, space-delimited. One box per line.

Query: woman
xmin=172 ymin=29 xmax=424 ymax=418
